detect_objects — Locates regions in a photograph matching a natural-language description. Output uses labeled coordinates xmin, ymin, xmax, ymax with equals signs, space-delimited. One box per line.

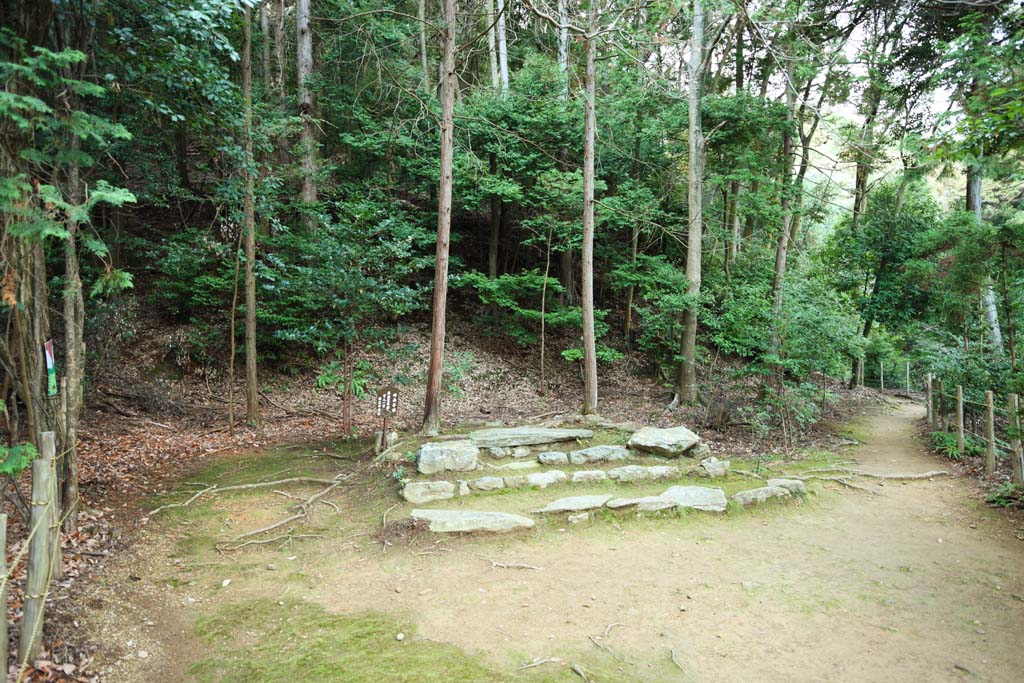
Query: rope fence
xmin=925 ymin=373 xmax=1023 ymax=483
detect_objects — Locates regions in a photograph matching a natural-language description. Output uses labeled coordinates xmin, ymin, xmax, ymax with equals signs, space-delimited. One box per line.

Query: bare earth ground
xmin=80 ymin=400 xmax=1024 ymax=682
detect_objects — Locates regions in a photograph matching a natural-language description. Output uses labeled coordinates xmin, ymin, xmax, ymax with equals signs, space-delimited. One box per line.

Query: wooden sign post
xmin=375 ymin=386 xmax=399 ymax=450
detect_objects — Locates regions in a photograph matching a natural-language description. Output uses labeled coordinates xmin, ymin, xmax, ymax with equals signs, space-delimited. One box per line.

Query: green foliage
xmin=986 ymin=481 xmax=1023 ymax=509
xmin=459 ymin=270 xmax=577 ymax=346
xmin=151 ymin=190 xmax=431 ymax=363
xmin=317 ymin=359 xmax=374 ymax=400
xmin=929 ymin=431 xmax=984 ymax=460
xmin=442 ymin=351 xmax=475 ymax=399
xmin=0 ymin=442 xmax=37 ymax=477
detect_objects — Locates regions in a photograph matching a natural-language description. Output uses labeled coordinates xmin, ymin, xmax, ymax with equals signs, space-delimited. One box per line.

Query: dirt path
xmin=85 ymin=400 xmax=1024 ymax=682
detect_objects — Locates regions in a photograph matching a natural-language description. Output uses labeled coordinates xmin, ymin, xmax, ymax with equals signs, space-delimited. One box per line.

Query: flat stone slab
xmin=648 ymin=465 xmax=681 ymax=480
xmin=527 ymin=470 xmax=568 ymax=488
xmin=471 ymin=476 xmax=505 ymax=491
xmin=491 ymin=460 xmax=540 ymax=471
xmin=536 ymin=494 xmax=613 ymax=513
xmin=402 ymin=481 xmax=456 ymax=504
xmin=609 ymin=486 xmax=727 ymax=513
xmin=468 ymin=427 xmax=593 ymax=448
xmin=700 ymin=456 xmax=730 ymax=477
xmin=660 ymin=486 xmax=728 ymax=511
xmin=766 ymin=479 xmax=807 ymax=495
xmin=538 ymin=451 xmax=569 ymax=465
xmin=607 ymin=494 xmax=679 ymax=511
xmin=411 ymin=509 xmax=535 ymax=533
xmin=417 ymin=440 xmax=479 ymax=474
xmin=571 ymin=470 xmax=608 ymax=484
xmin=569 ymin=445 xmax=631 ymax=464
xmin=609 ymin=465 xmax=653 ymax=483
xmin=732 ymin=485 xmax=791 ymax=507
xmin=503 ymin=475 xmax=528 ymax=488
xmin=627 ymin=426 xmax=701 ymax=457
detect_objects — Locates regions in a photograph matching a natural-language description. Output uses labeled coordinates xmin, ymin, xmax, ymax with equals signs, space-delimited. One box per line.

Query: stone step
xmin=402 ymin=464 xmax=697 ymax=503
xmin=538 ymin=485 xmax=729 ymax=514
xmin=467 ymin=427 xmax=594 ymax=448
xmin=411 ymin=509 xmax=535 ymax=533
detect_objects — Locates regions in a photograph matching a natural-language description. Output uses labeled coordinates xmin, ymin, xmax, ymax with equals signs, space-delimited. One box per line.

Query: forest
xmin=1 ymin=0 xmax=1024 ymax=680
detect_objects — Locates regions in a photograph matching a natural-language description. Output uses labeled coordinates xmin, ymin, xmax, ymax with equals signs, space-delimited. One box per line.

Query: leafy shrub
xmin=986 ymin=481 xmax=1023 ymax=508
xmin=458 ymin=270 xmax=578 ymax=346
xmin=929 ymin=431 xmax=984 ymax=459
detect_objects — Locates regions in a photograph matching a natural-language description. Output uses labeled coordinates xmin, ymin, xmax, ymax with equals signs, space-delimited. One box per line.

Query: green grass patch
xmin=190 ymin=598 xmax=635 ymax=683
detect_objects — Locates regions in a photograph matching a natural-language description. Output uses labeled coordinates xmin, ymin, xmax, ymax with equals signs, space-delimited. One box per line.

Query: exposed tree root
xmin=148 ymin=476 xmax=341 ymax=516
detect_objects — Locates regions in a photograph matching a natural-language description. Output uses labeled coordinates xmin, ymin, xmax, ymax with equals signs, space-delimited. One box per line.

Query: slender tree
xmin=496 ymin=0 xmax=510 ymax=96
xmin=580 ymin=3 xmax=599 ymax=413
xmin=422 ymin=0 xmax=457 ymax=435
xmin=296 ymin=0 xmax=317 ymax=221
xmin=673 ymin=0 xmax=704 ymax=407
xmin=242 ymin=4 xmax=260 ymax=427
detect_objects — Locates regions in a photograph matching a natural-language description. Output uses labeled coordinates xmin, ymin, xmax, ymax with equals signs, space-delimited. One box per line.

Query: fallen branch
xmin=518 ymin=657 xmax=557 ymax=671
xmin=473 ymin=553 xmax=541 ymax=570
xmin=570 ymin=664 xmax=590 ymax=682
xmin=147 ymin=476 xmax=342 ymax=516
xmin=231 ymin=477 xmax=350 ymax=541
xmin=218 ymin=530 xmax=326 ymax=551
xmin=731 ymin=469 xmax=765 ymax=481
xmin=588 ymin=635 xmax=627 ymax=662
xmin=603 ymin=622 xmax=625 ymax=638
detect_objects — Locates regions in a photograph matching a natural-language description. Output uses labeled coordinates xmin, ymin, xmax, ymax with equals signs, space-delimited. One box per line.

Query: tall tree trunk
xmin=488 ymin=154 xmax=501 ymax=279
xmin=487 ymin=0 xmax=499 ymax=89
xmin=242 ymin=7 xmax=260 ymax=428
xmin=673 ymin=0 xmax=704 ymax=406
xmin=273 ymin=0 xmax=288 ymax=164
xmin=557 ymin=0 xmax=569 ymax=98
xmin=260 ymin=3 xmax=271 ymax=81
xmin=1001 ymin=243 xmax=1018 ymax=372
xmin=580 ymin=6 xmax=598 ymax=414
xmin=770 ymin=59 xmax=796 ymax=330
xmin=60 ymin=141 xmax=85 ymax=533
xmin=419 ymin=0 xmax=431 ymax=92
xmin=728 ymin=18 xmax=743 ymax=260
xmin=556 ymin=0 xmax=573 ymax=305
xmin=496 ymin=0 xmax=509 ymax=96
xmin=422 ymin=0 xmax=457 ymax=435
xmin=274 ymin=0 xmax=286 ymax=98
xmin=967 ymin=155 xmax=1004 ymax=353
xmin=296 ymin=0 xmax=317 ymax=222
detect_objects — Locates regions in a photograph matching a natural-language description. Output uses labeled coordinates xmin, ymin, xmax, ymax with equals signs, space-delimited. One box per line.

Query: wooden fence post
xmin=926 ymin=373 xmax=934 ymax=427
xmin=0 ymin=512 xmax=7 ymax=671
xmin=880 ymin=361 xmax=885 ymax=391
xmin=905 ymin=362 xmax=910 ymax=394
xmin=985 ymin=390 xmax=996 ymax=476
xmin=937 ymin=379 xmax=946 ymax=431
xmin=956 ymin=385 xmax=965 ymax=456
xmin=1010 ymin=394 xmax=1022 ymax=485
xmin=19 ymin=432 xmax=55 ymax=665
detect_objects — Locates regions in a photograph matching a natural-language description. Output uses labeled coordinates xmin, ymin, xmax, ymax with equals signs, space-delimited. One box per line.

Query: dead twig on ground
xmin=570 ymin=663 xmax=590 ymax=682
xmin=518 ymin=657 xmax=557 ymax=671
xmin=588 ymin=635 xmax=626 ymax=661
xmin=217 ymin=529 xmax=326 ymax=551
xmin=603 ymin=622 xmax=625 ymax=638
xmin=669 ymin=648 xmax=685 ymax=672
xmin=147 ymin=476 xmax=343 ymax=516
xmin=231 ymin=476 xmax=351 ymax=541
xmin=473 ymin=552 xmax=541 ymax=570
